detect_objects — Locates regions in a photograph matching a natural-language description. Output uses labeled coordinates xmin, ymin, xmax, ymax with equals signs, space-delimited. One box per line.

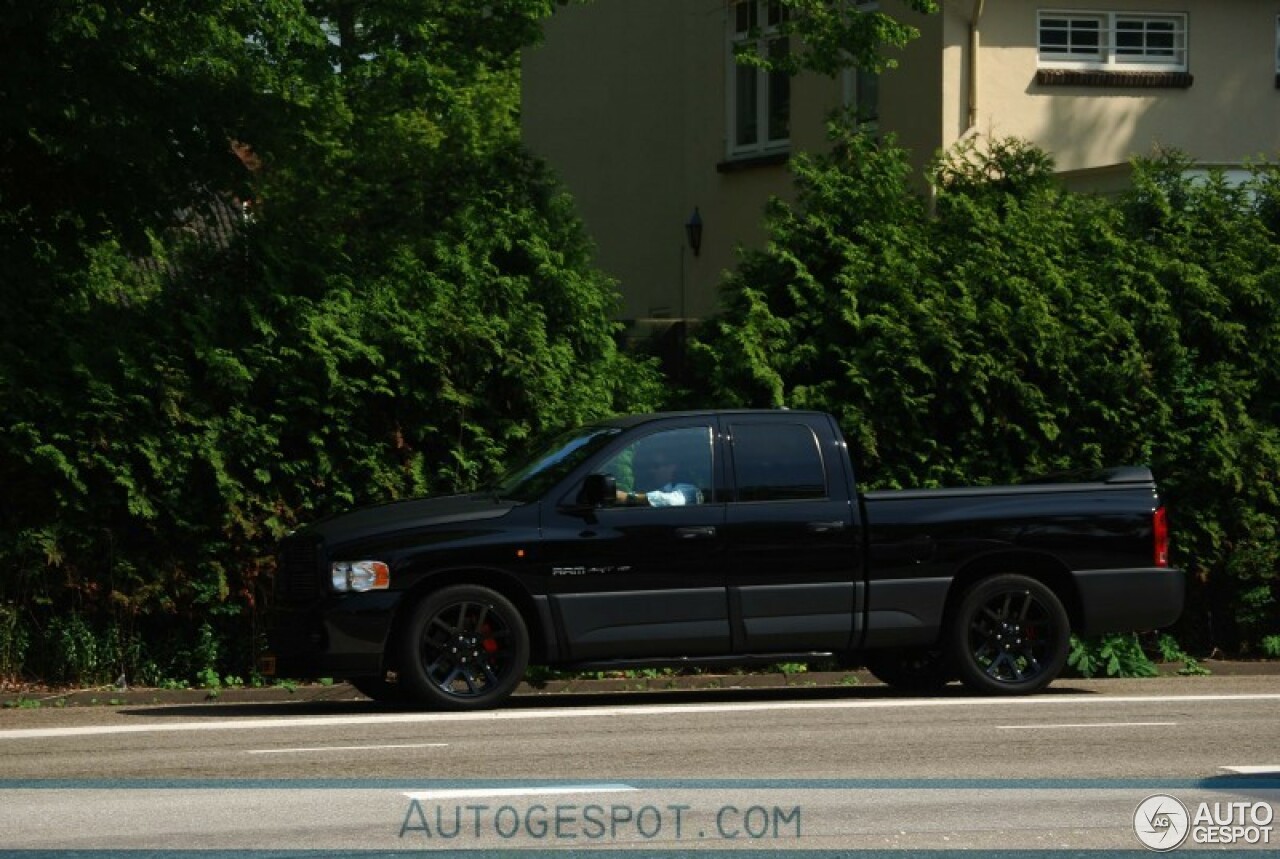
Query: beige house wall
xmin=521 ymin=0 xmax=690 ymax=323
xmin=523 ymin=0 xmax=885 ymax=323
xmin=969 ymin=1 xmax=1280 ymax=181
xmin=879 ymin=1 xmax=949 ymax=179
xmin=523 ymin=2 xmax=1280 ymax=325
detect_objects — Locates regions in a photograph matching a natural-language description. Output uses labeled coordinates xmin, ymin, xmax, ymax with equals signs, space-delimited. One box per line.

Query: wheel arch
xmin=385 ymin=567 xmax=548 ymax=672
xmin=942 ymin=550 xmax=1083 ymax=633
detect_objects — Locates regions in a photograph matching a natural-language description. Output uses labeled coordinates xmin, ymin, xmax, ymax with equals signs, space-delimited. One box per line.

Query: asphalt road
xmin=1 ymin=675 xmax=1278 ymax=853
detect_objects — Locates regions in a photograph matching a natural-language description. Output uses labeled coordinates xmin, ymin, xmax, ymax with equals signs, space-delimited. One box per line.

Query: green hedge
xmin=0 ymin=2 xmax=663 ymax=686
xmin=689 ymin=127 xmax=1279 ymax=655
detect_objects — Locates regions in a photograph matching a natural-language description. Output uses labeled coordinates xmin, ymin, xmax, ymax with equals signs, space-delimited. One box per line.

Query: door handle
xmin=676 ymin=526 xmax=717 ymax=539
xmin=807 ymin=520 xmax=847 ymax=533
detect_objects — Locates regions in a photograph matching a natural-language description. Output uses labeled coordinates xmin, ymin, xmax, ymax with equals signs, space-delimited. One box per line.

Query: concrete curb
xmin=0 ymin=672 xmax=867 ymax=709
xmin=2 ymin=659 xmax=1276 ymax=709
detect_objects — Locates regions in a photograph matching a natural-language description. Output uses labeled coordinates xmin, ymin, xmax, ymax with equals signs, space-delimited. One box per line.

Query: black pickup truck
xmin=265 ymin=410 xmax=1184 ymax=709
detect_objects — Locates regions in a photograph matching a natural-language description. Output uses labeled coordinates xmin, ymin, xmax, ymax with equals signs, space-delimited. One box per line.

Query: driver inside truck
xmin=616 ymin=438 xmax=703 ymax=507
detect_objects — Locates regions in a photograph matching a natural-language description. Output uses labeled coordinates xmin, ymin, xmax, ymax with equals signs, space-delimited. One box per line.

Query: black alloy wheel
xmin=396 ymin=585 xmax=529 ymax=710
xmin=863 ymin=647 xmax=953 ymax=693
xmin=950 ymin=574 xmax=1069 ymax=695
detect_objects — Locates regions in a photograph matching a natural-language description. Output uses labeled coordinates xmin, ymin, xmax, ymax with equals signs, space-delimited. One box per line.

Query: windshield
xmin=494 ymin=425 xmax=622 ymax=502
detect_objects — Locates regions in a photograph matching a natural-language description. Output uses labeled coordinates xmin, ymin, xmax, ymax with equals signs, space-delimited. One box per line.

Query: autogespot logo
xmin=1134 ymin=794 xmax=1191 ymax=851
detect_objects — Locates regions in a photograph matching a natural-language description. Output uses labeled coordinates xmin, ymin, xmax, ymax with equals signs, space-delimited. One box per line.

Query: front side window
xmin=729 ymin=0 xmax=790 ymax=158
xmin=1038 ymin=11 xmax=1187 ymax=72
xmin=598 ymin=426 xmax=715 ymax=507
xmin=729 ymin=423 xmax=827 ymax=502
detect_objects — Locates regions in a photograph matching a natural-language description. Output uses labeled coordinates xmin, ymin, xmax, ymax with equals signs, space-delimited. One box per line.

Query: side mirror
xmin=578 ymin=473 xmax=617 ymax=508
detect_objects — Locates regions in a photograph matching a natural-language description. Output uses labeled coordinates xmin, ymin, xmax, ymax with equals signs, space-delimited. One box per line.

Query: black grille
xmin=277 ymin=536 xmax=324 ymax=602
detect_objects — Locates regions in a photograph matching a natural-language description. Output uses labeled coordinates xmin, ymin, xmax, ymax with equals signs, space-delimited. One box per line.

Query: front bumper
xmin=262 ymin=591 xmax=403 ymax=680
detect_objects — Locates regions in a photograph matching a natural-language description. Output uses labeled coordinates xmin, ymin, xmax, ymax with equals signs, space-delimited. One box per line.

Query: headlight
xmin=331 ymin=560 xmax=390 ymax=592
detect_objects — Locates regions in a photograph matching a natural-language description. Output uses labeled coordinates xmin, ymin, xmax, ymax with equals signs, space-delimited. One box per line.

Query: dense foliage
xmin=736 ymin=0 xmax=939 ymax=77
xmin=689 ymin=126 xmax=1280 ymax=655
xmin=0 ymin=0 xmax=659 ymax=685
xmin=3 ymin=0 xmax=1275 ymax=686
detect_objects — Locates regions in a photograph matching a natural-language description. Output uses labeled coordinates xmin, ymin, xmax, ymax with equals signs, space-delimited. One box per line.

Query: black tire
xmin=396 ymin=585 xmax=529 ymax=711
xmin=863 ymin=648 xmax=953 ymax=693
xmin=950 ymin=574 xmax=1070 ymax=695
xmin=349 ymin=675 xmax=408 ymax=705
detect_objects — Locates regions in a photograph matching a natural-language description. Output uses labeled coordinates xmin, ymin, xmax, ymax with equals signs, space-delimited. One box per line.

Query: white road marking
xmin=247 ymin=743 xmax=447 ymax=755
xmin=404 ymin=784 xmax=637 ymax=800
xmin=1219 ymin=765 xmax=1280 ymax=774
xmin=1 ymin=693 xmax=1277 ymax=741
xmin=997 ymin=721 xmax=1177 ymax=730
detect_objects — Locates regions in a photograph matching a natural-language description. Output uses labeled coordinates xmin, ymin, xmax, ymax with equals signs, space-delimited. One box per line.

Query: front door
xmin=541 ymin=421 xmax=728 ymax=661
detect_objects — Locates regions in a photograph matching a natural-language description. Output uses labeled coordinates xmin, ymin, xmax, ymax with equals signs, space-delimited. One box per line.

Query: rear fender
xmin=943 ymin=550 xmax=1082 ymax=633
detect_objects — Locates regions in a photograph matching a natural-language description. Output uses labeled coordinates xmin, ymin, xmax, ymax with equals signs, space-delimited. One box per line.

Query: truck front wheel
xmin=950 ymin=574 xmax=1069 ymax=695
xmin=396 ymin=585 xmax=530 ymax=710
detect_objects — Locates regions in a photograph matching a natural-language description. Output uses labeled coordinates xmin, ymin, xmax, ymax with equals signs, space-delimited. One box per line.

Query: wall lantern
xmin=685 ymin=207 xmax=703 ymax=257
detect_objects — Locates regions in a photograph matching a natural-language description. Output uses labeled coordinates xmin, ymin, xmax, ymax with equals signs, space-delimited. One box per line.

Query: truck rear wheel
xmin=396 ymin=585 xmax=530 ymax=711
xmin=950 ymin=574 xmax=1069 ymax=695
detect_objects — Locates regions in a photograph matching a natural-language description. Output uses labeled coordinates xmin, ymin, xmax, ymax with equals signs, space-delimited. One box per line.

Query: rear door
xmin=721 ymin=414 xmax=860 ymax=652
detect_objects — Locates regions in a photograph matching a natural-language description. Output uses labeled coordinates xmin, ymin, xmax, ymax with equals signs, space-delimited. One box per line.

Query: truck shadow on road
xmin=119 ymin=680 xmax=1099 ymax=720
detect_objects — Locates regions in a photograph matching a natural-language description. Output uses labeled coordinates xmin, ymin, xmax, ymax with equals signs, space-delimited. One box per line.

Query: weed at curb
xmin=3 ymin=697 xmax=41 ymax=709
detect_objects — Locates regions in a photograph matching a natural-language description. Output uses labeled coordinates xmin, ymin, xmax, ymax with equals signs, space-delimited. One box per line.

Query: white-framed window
xmin=728 ymin=0 xmax=791 ymax=158
xmin=842 ymin=2 xmax=880 ymax=127
xmin=840 ymin=66 xmax=880 ymax=129
xmin=1038 ymin=11 xmax=1188 ymax=72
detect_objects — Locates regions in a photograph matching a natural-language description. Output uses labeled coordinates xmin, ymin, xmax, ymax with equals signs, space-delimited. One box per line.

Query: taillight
xmin=1153 ymin=506 xmax=1170 ymax=568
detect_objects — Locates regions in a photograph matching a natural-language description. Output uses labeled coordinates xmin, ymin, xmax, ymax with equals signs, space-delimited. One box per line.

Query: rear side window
xmin=729 ymin=423 xmax=827 ymax=501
